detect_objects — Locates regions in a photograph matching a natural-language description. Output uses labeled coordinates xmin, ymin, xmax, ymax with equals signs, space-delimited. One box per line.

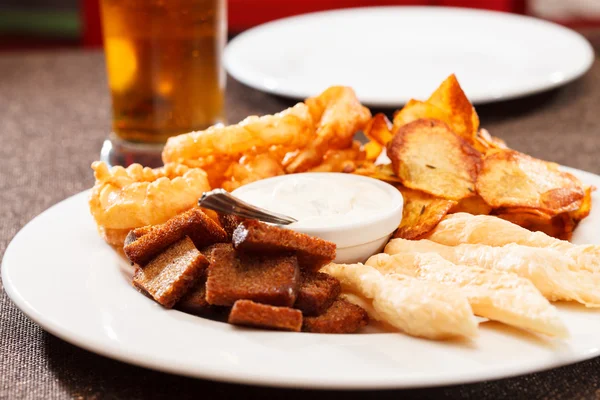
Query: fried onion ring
xmin=161 ymin=103 xmax=314 ymax=164
xmin=89 ymin=161 xmax=211 ymax=246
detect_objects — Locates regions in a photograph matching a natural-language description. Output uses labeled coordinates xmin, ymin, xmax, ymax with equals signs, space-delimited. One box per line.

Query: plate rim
xmin=224 ymin=6 xmax=594 ymax=107
xmin=2 ymin=165 xmax=600 ymax=389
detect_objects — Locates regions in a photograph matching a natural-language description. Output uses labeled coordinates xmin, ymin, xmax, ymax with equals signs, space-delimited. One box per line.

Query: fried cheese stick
xmin=321 ymin=263 xmax=478 ymax=340
xmin=366 ymin=252 xmax=568 ymax=337
xmin=385 ymin=238 xmax=600 ymax=307
xmin=429 ymin=213 xmax=600 ymax=274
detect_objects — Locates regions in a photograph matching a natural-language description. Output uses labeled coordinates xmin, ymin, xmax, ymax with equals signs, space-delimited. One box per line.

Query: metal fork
xmin=198 ymin=188 xmax=298 ymax=225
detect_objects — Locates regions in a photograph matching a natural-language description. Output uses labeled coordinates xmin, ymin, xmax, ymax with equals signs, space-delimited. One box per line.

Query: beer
xmin=100 ymin=0 xmax=225 ymax=144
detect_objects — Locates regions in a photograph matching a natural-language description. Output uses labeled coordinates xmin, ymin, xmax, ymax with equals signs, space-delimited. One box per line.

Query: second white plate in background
xmin=224 ymin=7 xmax=594 ymax=106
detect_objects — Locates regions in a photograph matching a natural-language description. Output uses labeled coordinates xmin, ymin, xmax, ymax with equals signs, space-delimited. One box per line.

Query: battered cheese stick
xmin=430 ymin=213 xmax=600 ymax=274
xmin=321 ymin=263 xmax=478 ymax=340
xmin=385 ymin=239 xmax=600 ymax=307
xmin=366 ymin=252 xmax=568 ymax=338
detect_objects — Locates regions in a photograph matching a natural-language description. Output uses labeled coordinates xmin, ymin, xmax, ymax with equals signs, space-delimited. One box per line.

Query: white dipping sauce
xmin=233 ymin=174 xmax=394 ymax=229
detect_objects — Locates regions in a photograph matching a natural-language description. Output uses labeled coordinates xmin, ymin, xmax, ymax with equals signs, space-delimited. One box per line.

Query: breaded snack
xmin=228 ymin=300 xmax=302 ymax=332
xmin=89 ymin=161 xmax=211 ymax=247
xmin=232 ymin=220 xmax=336 ymax=271
xmin=218 ymin=214 xmax=247 ymax=241
xmin=206 ymin=246 xmax=300 ymax=307
xmin=132 ymin=237 xmax=208 ymax=308
xmin=284 ymin=86 xmax=371 ymax=173
xmin=294 ymin=272 xmax=341 ymax=316
xmin=302 ymin=299 xmax=368 ymax=334
xmin=124 ymin=208 xmax=227 ymax=266
xmin=162 ymin=103 xmax=314 ymax=163
xmin=385 ymin=238 xmax=600 ymax=307
xmin=322 ymin=263 xmax=478 ymax=339
xmin=431 ymin=212 xmax=600 ymax=274
xmin=367 ymin=252 xmax=568 ymax=338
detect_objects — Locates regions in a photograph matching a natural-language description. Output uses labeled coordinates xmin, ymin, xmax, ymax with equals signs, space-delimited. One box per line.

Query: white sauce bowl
xmin=232 ymin=173 xmax=404 ymax=263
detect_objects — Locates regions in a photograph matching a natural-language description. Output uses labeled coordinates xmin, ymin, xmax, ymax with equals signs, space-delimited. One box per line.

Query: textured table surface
xmin=2 ymin=39 xmax=600 ymax=399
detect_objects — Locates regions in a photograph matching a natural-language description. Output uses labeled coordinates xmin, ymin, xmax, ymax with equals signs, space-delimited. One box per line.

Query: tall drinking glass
xmin=99 ymin=0 xmax=226 ymax=167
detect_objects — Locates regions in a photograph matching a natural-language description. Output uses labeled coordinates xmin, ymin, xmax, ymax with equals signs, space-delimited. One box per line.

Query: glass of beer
xmin=99 ymin=0 xmax=226 ymax=167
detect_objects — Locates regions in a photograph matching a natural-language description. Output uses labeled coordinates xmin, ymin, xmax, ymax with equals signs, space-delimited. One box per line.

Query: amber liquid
xmin=100 ymin=0 xmax=225 ymax=144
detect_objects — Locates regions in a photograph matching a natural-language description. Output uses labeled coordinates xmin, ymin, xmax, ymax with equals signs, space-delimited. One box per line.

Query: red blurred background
xmin=1 ymin=0 xmax=599 ymax=51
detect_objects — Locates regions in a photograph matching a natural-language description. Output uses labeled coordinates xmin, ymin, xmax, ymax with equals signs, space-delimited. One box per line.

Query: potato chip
xmin=363 ymin=141 xmax=384 ymax=162
xmin=364 ymin=113 xmax=393 ymax=146
xmin=392 ymin=75 xmax=480 ymax=146
xmin=395 ymin=186 xmax=457 ymax=240
xmin=388 ymin=119 xmax=481 ymax=200
xmin=569 ymin=185 xmax=595 ymax=222
xmin=426 ymin=74 xmax=480 ymax=144
xmin=353 ymin=163 xmax=402 ymax=184
xmin=476 ymin=149 xmax=585 ymax=215
xmin=494 ymin=207 xmax=575 ymax=240
xmin=392 ymin=99 xmax=451 ymax=133
xmin=474 ymin=128 xmax=508 ymax=153
xmin=450 ymin=195 xmax=492 ymax=216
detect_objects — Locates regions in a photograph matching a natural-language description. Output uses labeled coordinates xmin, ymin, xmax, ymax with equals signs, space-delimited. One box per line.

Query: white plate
xmin=3 ymin=167 xmax=600 ymax=390
xmin=224 ymin=7 xmax=594 ymax=106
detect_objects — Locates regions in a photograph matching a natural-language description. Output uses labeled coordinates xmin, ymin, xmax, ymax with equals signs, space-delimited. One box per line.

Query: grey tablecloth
xmin=2 ymin=42 xmax=600 ymax=399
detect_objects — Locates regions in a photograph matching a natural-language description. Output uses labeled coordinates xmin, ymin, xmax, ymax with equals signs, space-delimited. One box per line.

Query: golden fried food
xmin=162 ymin=86 xmax=369 ymax=188
xmin=89 ymin=161 xmax=210 ymax=247
xmin=307 ymin=141 xmax=364 ymax=173
xmin=394 ymin=186 xmax=456 ymax=240
xmin=222 ymin=153 xmax=285 ymax=192
xmin=474 ymin=128 xmax=508 ymax=153
xmin=430 ymin=212 xmax=600 ymax=274
xmin=284 ymin=86 xmax=371 ymax=173
xmin=363 ymin=113 xmax=393 ymax=161
xmin=162 ymin=102 xmax=314 ymax=164
xmin=392 ymin=75 xmax=479 ymax=145
xmin=388 ymin=119 xmax=481 ymax=200
xmin=449 ymin=195 xmax=492 ymax=215
xmin=393 ymin=99 xmax=451 ymax=133
xmin=322 ymin=263 xmax=478 ymax=339
xmin=570 ymin=185 xmax=594 ymax=222
xmin=425 ymin=74 xmax=480 ymax=144
xmin=476 ymin=149 xmax=585 ymax=215
xmin=385 ymin=238 xmax=600 ymax=307
xmin=494 ymin=208 xmax=575 ymax=241
xmin=353 ymin=163 xmax=403 ymax=184
xmin=367 ymin=252 xmax=568 ymax=338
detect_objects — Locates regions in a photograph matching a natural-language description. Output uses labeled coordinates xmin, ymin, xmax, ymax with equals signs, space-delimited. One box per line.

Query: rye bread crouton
xmin=124 ymin=208 xmax=227 ymax=266
xmin=294 ymin=272 xmax=341 ymax=316
xmin=228 ymin=300 xmax=302 ymax=332
xmin=232 ymin=220 xmax=336 ymax=271
xmin=132 ymin=237 xmax=208 ymax=308
xmin=302 ymin=299 xmax=369 ymax=334
xmin=206 ymin=245 xmax=300 ymax=307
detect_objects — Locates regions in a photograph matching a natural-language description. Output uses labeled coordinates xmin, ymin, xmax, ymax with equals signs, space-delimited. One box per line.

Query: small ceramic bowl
xmin=232 ymin=173 xmax=404 ymax=263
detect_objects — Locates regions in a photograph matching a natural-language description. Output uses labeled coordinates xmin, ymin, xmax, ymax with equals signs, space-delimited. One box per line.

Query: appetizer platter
xmin=4 ymin=76 xmax=600 ymax=389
